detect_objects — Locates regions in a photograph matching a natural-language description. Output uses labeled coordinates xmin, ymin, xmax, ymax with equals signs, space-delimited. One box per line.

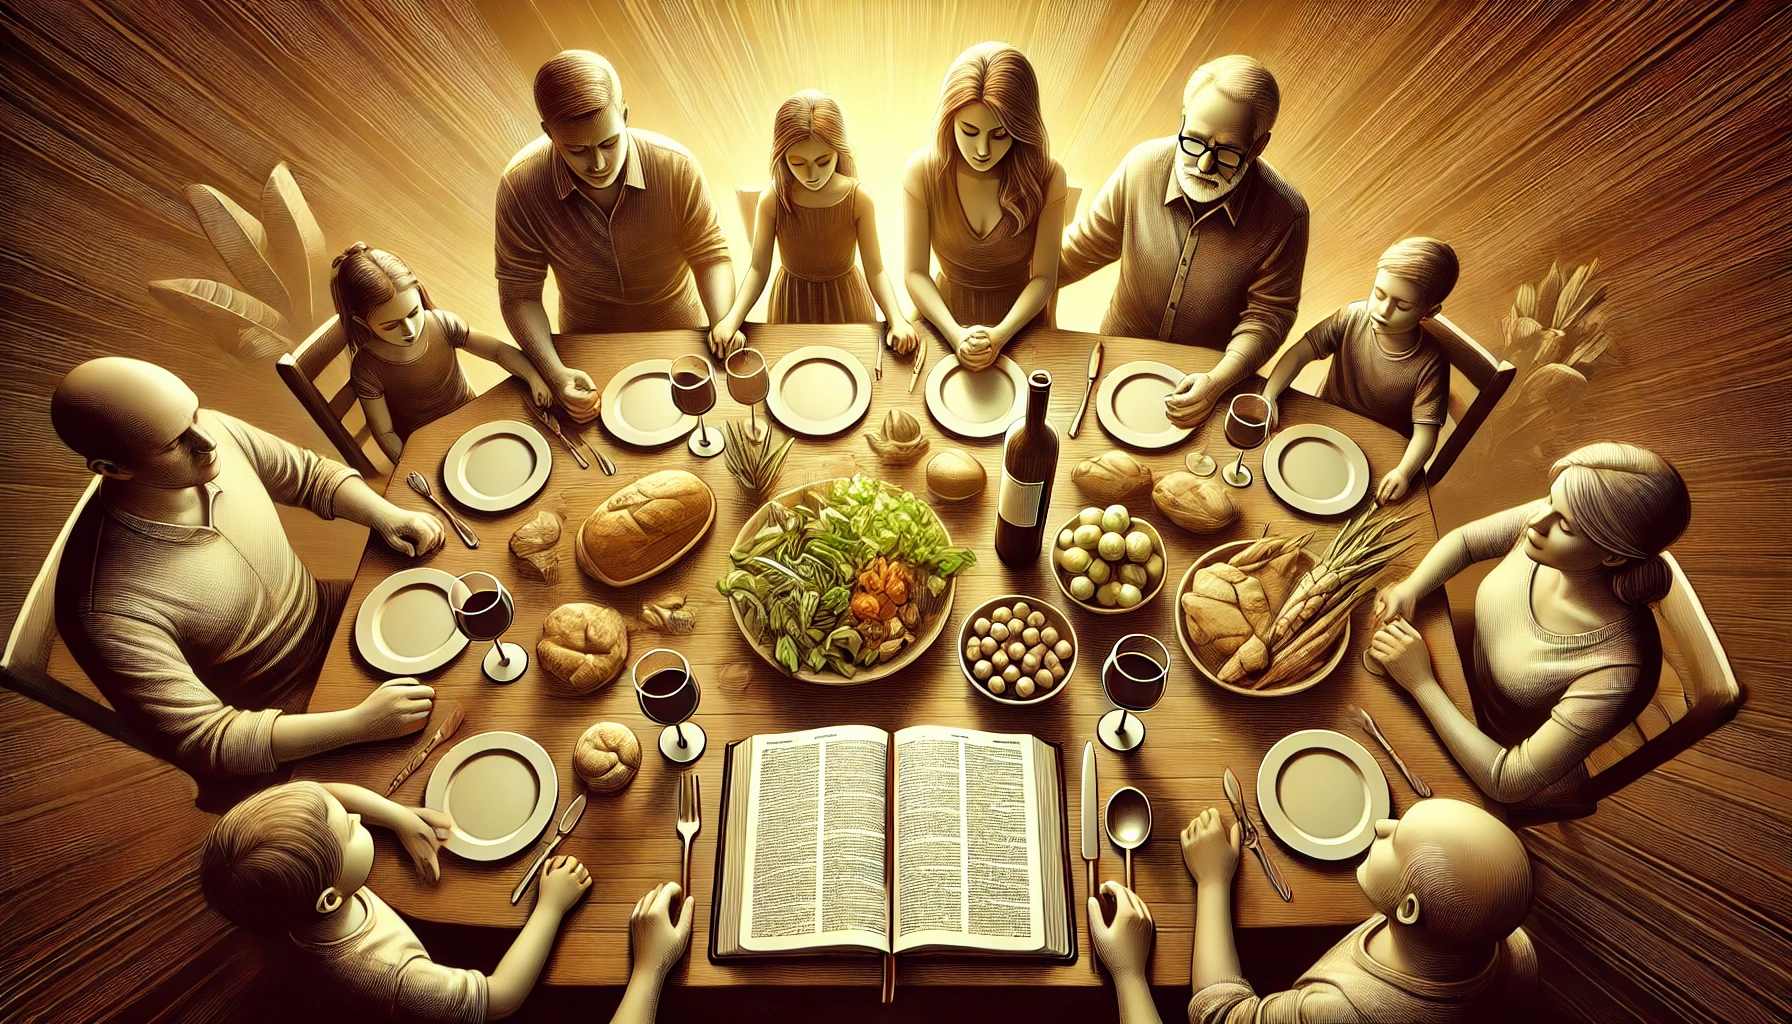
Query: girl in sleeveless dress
xmin=331 ymin=244 xmax=550 ymax=461
xmin=709 ymin=91 xmax=918 ymax=356
xmin=904 ymin=42 xmax=1067 ymax=371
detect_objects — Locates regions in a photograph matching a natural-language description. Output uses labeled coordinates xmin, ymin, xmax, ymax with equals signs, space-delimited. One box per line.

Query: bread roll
xmin=537 ymin=602 xmax=628 ymax=693
xmin=573 ymin=721 xmax=641 ymax=795
xmin=575 ymin=470 xmax=715 ymax=585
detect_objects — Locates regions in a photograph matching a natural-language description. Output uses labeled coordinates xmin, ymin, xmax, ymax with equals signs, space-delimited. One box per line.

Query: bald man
xmin=51 ymin=358 xmax=446 ymax=779
xmin=1179 ymin=798 xmax=1536 ymax=1023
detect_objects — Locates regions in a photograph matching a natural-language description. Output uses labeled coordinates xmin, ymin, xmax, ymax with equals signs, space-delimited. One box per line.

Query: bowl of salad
xmin=717 ymin=475 xmax=977 ymax=685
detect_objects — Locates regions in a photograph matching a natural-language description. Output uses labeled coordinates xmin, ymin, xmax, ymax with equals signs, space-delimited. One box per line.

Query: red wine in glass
xmin=669 ymin=354 xmax=724 ymax=458
xmin=1098 ymin=634 xmax=1169 ymax=752
xmin=1222 ymin=393 xmax=1271 ymax=488
xmin=450 ymin=571 xmax=526 ymax=683
xmin=638 ymin=666 xmax=701 ymax=725
xmin=632 ymin=648 xmax=706 ymax=764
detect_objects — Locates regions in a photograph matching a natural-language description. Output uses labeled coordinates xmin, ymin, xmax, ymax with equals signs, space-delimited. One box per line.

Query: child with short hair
xmin=201 ymin=781 xmax=588 ymax=1022
xmin=1262 ymin=237 xmax=1458 ymax=503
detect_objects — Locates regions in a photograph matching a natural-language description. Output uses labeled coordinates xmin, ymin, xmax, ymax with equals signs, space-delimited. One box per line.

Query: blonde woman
xmin=709 ymin=91 xmax=918 ymax=355
xmin=1371 ymin=442 xmax=1692 ymax=805
xmin=904 ymin=42 xmax=1067 ymax=370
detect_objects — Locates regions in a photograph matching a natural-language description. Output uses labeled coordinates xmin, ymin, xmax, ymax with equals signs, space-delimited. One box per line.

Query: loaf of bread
xmin=575 ymin=470 xmax=715 ymax=586
xmin=573 ymin=721 xmax=641 ymax=795
xmin=537 ymin=602 xmax=628 ymax=693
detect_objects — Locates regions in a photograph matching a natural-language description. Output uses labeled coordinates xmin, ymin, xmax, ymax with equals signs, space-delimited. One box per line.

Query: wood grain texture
xmin=1 ymin=1 xmax=1788 ymax=1020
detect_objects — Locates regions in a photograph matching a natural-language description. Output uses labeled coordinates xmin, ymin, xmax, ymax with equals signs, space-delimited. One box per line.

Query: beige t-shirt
xmin=283 ymin=888 xmax=488 ymax=1023
xmin=1302 ymin=301 xmax=1449 ymax=438
xmin=350 ymin=309 xmax=477 ymax=440
xmin=1188 ymin=915 xmax=1537 ymax=1024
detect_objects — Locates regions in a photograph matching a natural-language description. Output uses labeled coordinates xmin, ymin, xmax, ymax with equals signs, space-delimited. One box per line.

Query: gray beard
xmin=1178 ymin=163 xmax=1246 ymax=204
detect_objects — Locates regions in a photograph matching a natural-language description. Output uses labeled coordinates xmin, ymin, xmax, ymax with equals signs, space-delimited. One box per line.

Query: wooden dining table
xmin=295 ymin=322 xmax=1485 ymax=989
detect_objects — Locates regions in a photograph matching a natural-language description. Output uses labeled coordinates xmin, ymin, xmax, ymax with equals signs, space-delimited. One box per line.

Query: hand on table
xmin=707 ymin=324 xmax=747 ymax=360
xmin=1372 ymin=579 xmax=1420 ymax=630
xmin=353 ymin=679 xmax=434 ymax=742
xmin=1164 ymin=372 xmax=1224 ymax=429
xmin=537 ymin=855 xmax=593 ymax=916
xmin=629 ymin=882 xmax=693 ymax=980
xmin=395 ymin=805 xmax=454 ymax=882
xmin=375 ymin=507 xmax=445 ymax=558
xmin=885 ymin=317 xmax=920 ymax=356
xmin=526 ymin=373 xmax=555 ymax=409
xmin=555 ymin=368 xmax=600 ymax=423
xmin=1088 ymin=880 xmax=1154 ymax=980
xmin=1181 ymin=807 xmax=1240 ymax=887
xmin=1369 ymin=618 xmax=1436 ymax=693
xmin=1376 ymin=467 xmax=1414 ymax=505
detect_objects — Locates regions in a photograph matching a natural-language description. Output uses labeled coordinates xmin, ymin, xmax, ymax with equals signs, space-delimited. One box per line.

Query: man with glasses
xmin=1060 ymin=54 xmax=1308 ymax=428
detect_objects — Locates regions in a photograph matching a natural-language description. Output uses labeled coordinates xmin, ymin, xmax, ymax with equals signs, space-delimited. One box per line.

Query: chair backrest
xmin=276 ymin=315 xmax=388 ymax=478
xmin=1422 ymin=313 xmax=1515 ymax=487
xmin=1 ymin=477 xmax=152 ymax=752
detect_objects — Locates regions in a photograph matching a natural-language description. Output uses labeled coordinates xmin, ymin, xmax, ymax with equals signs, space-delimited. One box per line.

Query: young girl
xmin=709 ymin=91 xmax=918 ymax=356
xmin=904 ymin=42 xmax=1067 ymax=371
xmin=331 ymin=243 xmax=550 ymax=461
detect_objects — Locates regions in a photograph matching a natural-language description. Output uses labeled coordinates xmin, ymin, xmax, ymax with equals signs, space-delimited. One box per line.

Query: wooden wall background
xmin=2 ymin=1 xmax=1787 ymax=1020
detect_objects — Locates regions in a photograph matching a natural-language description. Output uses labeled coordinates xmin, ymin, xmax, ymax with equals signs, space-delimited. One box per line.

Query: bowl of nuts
xmin=959 ymin=595 xmax=1078 ymax=705
xmin=1051 ymin=504 xmax=1169 ymax=615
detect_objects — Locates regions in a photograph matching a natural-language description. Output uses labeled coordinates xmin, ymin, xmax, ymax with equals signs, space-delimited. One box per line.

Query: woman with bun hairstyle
xmin=709 ymin=90 xmax=918 ymax=356
xmin=1369 ymin=442 xmax=1692 ymax=805
xmin=904 ymin=42 xmax=1067 ymax=371
xmin=332 ymin=243 xmax=550 ymax=461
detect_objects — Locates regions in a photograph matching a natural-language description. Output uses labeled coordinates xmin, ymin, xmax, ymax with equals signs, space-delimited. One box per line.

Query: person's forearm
xmin=269 ymin=708 xmax=365 ymax=764
xmin=1409 ymin=679 xmax=1514 ymax=796
xmin=374 ymin=429 xmax=403 ymax=463
xmin=992 ymin=276 xmax=1053 ymax=344
xmin=1395 ymin=424 xmax=1440 ymax=483
xmin=608 ymin=969 xmax=667 ymax=1024
xmin=486 ymin=905 xmax=568 ymax=1018
xmin=907 ymin=270 xmax=963 ymax=342
xmin=327 ymin=475 xmax=400 ymax=531
xmin=719 ymin=262 xmax=768 ymax=334
xmin=319 ymin=782 xmax=409 ymax=829
xmin=1403 ymin=527 xmax=1477 ymax=600
xmin=1262 ymin=338 xmax=1317 ymax=404
xmin=494 ymin=344 xmax=549 ymax=393
xmin=1114 ymin=975 xmax=1164 ymax=1024
xmin=866 ymin=269 xmax=911 ymax=331
xmin=1205 ymin=349 xmax=1253 ymax=394
xmin=500 ymin=295 xmax=567 ymax=380
xmin=1191 ymin=887 xmax=1241 ymax=989
xmin=692 ymin=260 xmax=737 ymax=326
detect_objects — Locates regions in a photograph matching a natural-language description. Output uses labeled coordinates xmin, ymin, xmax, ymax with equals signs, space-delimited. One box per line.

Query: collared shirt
xmin=494 ymin=128 xmax=731 ymax=334
xmin=54 ymin=411 xmax=358 ymax=777
xmin=1059 ymin=137 xmax=1308 ymax=369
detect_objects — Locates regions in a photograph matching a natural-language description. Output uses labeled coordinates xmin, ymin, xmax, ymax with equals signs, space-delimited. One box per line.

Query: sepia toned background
xmin=2 ymin=1 xmax=1788 ymax=1021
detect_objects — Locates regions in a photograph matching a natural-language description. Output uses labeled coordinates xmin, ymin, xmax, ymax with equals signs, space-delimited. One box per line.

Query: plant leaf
xmin=1535 ymin=262 xmax=1563 ymax=329
xmin=1514 ymin=282 xmax=1537 ymax=321
xmin=149 ymin=278 xmax=294 ymax=362
xmin=185 ymin=184 xmax=291 ymax=317
xmin=261 ymin=162 xmax=330 ymax=331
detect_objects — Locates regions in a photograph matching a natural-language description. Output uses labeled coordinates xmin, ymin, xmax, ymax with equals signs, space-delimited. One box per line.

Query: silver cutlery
xmin=406 ymin=472 xmax=478 ymax=548
xmin=1224 ymin=767 xmax=1292 ymax=902
xmin=874 ymin=328 xmax=884 ymax=382
xmin=1348 ymin=702 xmax=1432 ymax=796
xmin=908 ymin=336 xmax=927 ymax=394
xmin=511 ymin=792 xmax=587 ymax=905
xmin=573 ymin=423 xmax=617 ymax=475
xmin=524 ymin=402 xmax=588 ymax=470
xmin=677 ymin=771 xmax=701 ymax=907
xmin=1079 ymin=741 xmax=1100 ymax=968
xmin=1069 ymin=340 xmax=1102 ymax=438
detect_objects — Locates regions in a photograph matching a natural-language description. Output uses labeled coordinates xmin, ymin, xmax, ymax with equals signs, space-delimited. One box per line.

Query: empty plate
xmin=425 ymin=731 xmax=559 ymax=862
xmin=1262 ymin=423 xmax=1372 ymax=516
xmin=1094 ymin=361 xmax=1194 ymax=450
xmin=765 ymin=345 xmax=871 ymax=437
xmin=353 ymin=567 xmax=468 ymax=676
xmin=441 ymin=420 xmax=551 ymax=512
xmin=600 ymin=358 xmax=697 ymax=447
xmin=924 ymin=353 xmax=1026 ymax=438
xmin=1256 ymin=729 xmax=1391 ymax=861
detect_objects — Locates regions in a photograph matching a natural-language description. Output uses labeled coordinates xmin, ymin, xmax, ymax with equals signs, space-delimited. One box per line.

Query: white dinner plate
xmin=765 ymin=345 xmax=871 ymax=437
xmin=425 ymin=731 xmax=559 ymax=862
xmin=924 ymin=353 xmax=1026 ymax=438
xmin=1262 ymin=423 xmax=1373 ymax=516
xmin=440 ymin=420 xmax=551 ymax=512
xmin=1256 ymin=729 xmax=1391 ymax=861
xmin=600 ymin=358 xmax=697 ymax=447
xmin=1094 ymin=360 xmax=1194 ymax=450
xmin=353 ymin=567 xmax=468 ymax=676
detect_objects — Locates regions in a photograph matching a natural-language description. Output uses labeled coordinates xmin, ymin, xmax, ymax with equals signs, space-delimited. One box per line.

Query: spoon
xmin=1104 ymin=786 xmax=1153 ymax=892
xmin=407 ymin=472 xmax=478 ymax=548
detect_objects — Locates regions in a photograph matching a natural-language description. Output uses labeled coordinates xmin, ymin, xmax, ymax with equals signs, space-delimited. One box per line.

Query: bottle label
xmin=997 ymin=472 xmax=1045 ymax=527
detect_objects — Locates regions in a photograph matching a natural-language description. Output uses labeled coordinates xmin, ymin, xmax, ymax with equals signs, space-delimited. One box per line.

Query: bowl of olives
xmin=959 ymin=595 xmax=1078 ymax=705
xmin=1051 ymin=504 xmax=1168 ymax=615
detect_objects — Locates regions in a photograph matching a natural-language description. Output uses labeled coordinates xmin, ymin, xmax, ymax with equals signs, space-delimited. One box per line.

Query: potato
xmin=1062 ymin=547 xmax=1092 ymax=574
xmin=1015 ymin=677 xmax=1036 ymax=699
xmin=1078 ymin=507 xmax=1104 ymax=527
xmin=1073 ymin=524 xmax=1102 ymax=550
xmin=1012 ymin=601 xmax=1032 ymax=621
xmin=1034 ymin=669 xmax=1053 ymax=689
xmin=966 ymin=640 xmax=982 ymax=661
xmin=974 ymin=617 xmax=991 ymax=636
xmin=1008 ymin=641 xmax=1026 ymax=660
xmin=1098 ymin=532 xmax=1126 ymax=561
xmin=1153 ymin=471 xmax=1240 ymax=534
xmin=1002 ymin=665 xmax=1021 ymax=684
xmin=1054 ymin=640 xmax=1074 ymax=660
xmin=990 ymin=621 xmax=1009 ymax=642
xmin=1117 ymin=583 xmax=1143 ymax=608
xmin=1027 ymin=611 xmax=1046 ymax=629
xmin=989 ymin=677 xmax=1006 ymax=695
xmin=1118 ymin=563 xmax=1150 ymax=589
xmin=1145 ymin=554 xmax=1165 ymax=583
xmin=1022 ymin=627 xmax=1041 ymax=646
xmin=992 ymin=651 xmax=1010 ymax=670
xmin=973 ymin=660 xmax=993 ymax=680
xmin=993 ymin=606 xmax=1012 ymax=623
xmin=980 ymin=636 xmax=998 ymax=657
xmin=1044 ymin=651 xmax=1062 ymax=672
xmin=1057 ymin=529 xmax=1075 ymax=550
xmin=1085 ymin=559 xmax=1112 ymax=586
xmin=1072 ymin=450 xmax=1154 ymax=503
xmin=1096 ymin=581 xmax=1122 ymax=607
xmin=1070 ymin=576 xmax=1096 ymax=601
xmin=1041 ymin=626 xmax=1060 ymax=646
xmin=1021 ymin=652 xmax=1040 ymax=674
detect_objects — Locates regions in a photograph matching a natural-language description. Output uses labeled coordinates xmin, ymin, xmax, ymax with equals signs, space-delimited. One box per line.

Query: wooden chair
xmin=276 ymin=315 xmax=390 ymax=479
xmin=0 ymin=477 xmax=154 ymax=754
xmin=1422 ymin=313 xmax=1515 ymax=487
xmin=1506 ymin=551 xmax=1745 ymax=826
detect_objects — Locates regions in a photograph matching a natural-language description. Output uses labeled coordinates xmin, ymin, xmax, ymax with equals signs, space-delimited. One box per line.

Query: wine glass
xmin=669 ymin=354 xmax=725 ymax=458
xmin=725 ymin=346 xmax=770 ymax=443
xmin=632 ymin=647 xmax=706 ymax=764
xmin=1221 ymin=393 xmax=1272 ymax=488
xmin=1097 ymin=634 xmax=1169 ymax=753
xmin=449 ymin=571 xmax=526 ymax=683
xmin=1184 ymin=448 xmax=1217 ymax=477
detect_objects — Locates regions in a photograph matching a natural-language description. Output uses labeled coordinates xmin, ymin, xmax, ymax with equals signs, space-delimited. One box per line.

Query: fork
xmin=677 ymin=771 xmax=701 ymax=907
xmin=406 ymin=472 xmax=478 ymax=548
xmin=1346 ymin=702 xmax=1432 ymax=796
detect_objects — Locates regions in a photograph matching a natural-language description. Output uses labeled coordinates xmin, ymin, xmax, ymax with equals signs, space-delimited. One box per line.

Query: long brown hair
xmin=1549 ymin=442 xmax=1692 ymax=606
xmin=932 ymin=42 xmax=1052 ymax=235
xmin=330 ymin=242 xmax=434 ymax=353
xmin=770 ymin=90 xmax=858 ymax=214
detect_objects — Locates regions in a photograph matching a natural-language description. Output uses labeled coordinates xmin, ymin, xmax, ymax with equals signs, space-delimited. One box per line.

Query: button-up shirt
xmin=494 ymin=128 xmax=731 ymax=334
xmin=1060 ymin=137 xmax=1308 ymax=371
xmin=55 ymin=411 xmax=358 ymax=777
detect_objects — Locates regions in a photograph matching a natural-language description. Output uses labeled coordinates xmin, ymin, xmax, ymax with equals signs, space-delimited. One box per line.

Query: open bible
xmin=710 ymin=725 xmax=1075 ymax=961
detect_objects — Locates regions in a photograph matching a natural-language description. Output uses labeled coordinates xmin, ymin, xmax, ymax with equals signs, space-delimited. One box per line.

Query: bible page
xmin=738 ymin=725 xmax=890 ymax=953
xmin=891 ymin=725 xmax=1043 ymax=954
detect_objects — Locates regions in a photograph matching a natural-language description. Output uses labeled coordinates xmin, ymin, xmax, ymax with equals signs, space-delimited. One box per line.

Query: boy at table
xmin=1260 ymin=237 xmax=1457 ymax=505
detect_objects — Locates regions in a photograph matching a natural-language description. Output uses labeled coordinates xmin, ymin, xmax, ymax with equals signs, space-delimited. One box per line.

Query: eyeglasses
xmin=1177 ymin=122 xmax=1249 ymax=172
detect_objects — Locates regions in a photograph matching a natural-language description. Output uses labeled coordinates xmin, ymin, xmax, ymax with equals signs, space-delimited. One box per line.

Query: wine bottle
xmin=995 ymin=370 xmax=1059 ymax=566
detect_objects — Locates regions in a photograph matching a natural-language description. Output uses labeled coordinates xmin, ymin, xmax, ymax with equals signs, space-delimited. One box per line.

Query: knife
xmin=524 ymin=402 xmax=590 ymax=470
xmin=1224 ymin=767 xmax=1292 ymax=902
xmin=1069 ymin=340 xmax=1103 ymax=438
xmin=385 ymin=701 xmax=464 ymax=796
xmin=1080 ymin=741 xmax=1103 ymax=964
xmin=511 ymin=793 xmax=588 ymax=905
